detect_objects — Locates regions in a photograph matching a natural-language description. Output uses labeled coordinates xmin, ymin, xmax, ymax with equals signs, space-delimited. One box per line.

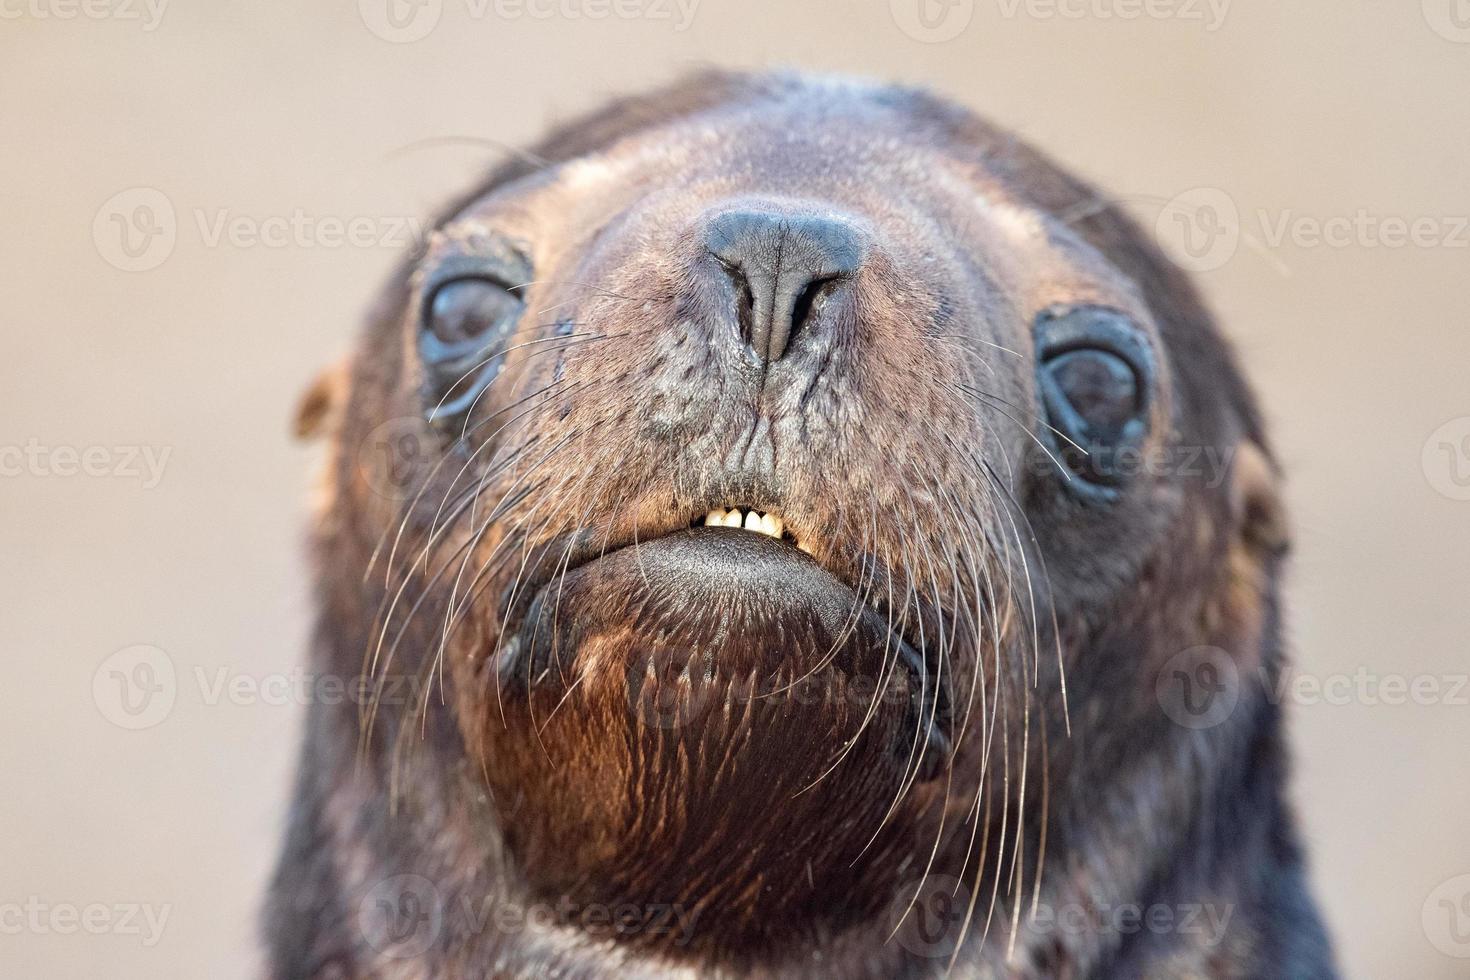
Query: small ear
xmin=294 ymin=359 xmax=349 ymax=441
xmin=1228 ymin=440 xmax=1289 ymax=555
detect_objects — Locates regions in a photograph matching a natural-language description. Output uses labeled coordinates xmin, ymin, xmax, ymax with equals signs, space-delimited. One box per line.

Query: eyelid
xmin=421 ymin=248 xmax=534 ymax=307
xmin=1035 ymin=305 xmax=1153 ymax=369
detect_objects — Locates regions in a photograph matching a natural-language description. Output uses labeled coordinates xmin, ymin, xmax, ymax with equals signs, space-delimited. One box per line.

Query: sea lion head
xmin=307 ymin=70 xmax=1287 ymax=969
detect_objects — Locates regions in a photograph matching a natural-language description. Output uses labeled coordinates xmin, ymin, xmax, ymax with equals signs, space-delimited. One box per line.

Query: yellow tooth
xmin=722 ymin=510 xmax=744 ymax=528
xmin=743 ymin=510 xmax=763 ymax=532
xmin=764 ymin=514 xmax=783 ymax=538
xmin=705 ymin=508 xmax=726 ymax=526
xmin=797 ymin=540 xmax=813 ymax=554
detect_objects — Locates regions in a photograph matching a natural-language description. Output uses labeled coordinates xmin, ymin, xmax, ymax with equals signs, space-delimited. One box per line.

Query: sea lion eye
xmin=417 ymin=269 xmax=527 ymax=429
xmin=1035 ymin=306 xmax=1155 ymax=491
xmin=423 ymin=276 xmax=524 ymax=354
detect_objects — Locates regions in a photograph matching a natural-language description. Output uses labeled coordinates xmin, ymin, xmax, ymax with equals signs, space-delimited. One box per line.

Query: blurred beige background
xmin=3 ymin=1 xmax=1468 ymax=976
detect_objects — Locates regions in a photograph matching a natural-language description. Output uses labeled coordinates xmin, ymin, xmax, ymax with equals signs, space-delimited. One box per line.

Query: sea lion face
xmin=329 ymin=76 xmax=1270 ymax=961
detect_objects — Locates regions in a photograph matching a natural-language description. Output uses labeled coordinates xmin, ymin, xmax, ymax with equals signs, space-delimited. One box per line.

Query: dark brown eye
xmin=418 ymin=272 xmax=527 ymax=430
xmin=1046 ymin=348 xmax=1141 ymax=443
xmin=423 ymin=277 xmax=523 ymax=354
xmin=1036 ymin=307 xmax=1155 ymax=492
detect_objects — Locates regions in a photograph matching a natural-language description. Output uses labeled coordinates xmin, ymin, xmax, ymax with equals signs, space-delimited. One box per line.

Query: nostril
xmin=789 ymin=273 xmax=840 ymax=339
xmin=715 ymin=255 xmax=757 ymax=341
xmin=702 ymin=207 xmax=865 ymax=365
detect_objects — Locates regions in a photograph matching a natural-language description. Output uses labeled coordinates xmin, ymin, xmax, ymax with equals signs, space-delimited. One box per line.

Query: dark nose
xmin=705 ymin=208 xmax=865 ymax=363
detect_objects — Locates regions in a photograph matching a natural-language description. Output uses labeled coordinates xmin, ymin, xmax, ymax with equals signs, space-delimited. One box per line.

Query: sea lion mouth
xmin=479 ymin=523 xmax=955 ymax=936
xmin=490 ymin=503 xmax=953 ymax=773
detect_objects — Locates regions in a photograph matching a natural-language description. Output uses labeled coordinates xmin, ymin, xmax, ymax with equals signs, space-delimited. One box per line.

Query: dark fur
xmin=267 ymin=71 xmax=1336 ymax=978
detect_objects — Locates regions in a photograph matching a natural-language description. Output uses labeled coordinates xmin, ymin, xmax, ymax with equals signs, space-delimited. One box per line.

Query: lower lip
xmin=499 ymin=526 xmax=951 ymax=773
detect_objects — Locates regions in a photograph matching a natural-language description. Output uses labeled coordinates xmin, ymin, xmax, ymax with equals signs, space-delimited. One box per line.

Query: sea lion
xmin=267 ymin=70 xmax=1337 ymax=978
